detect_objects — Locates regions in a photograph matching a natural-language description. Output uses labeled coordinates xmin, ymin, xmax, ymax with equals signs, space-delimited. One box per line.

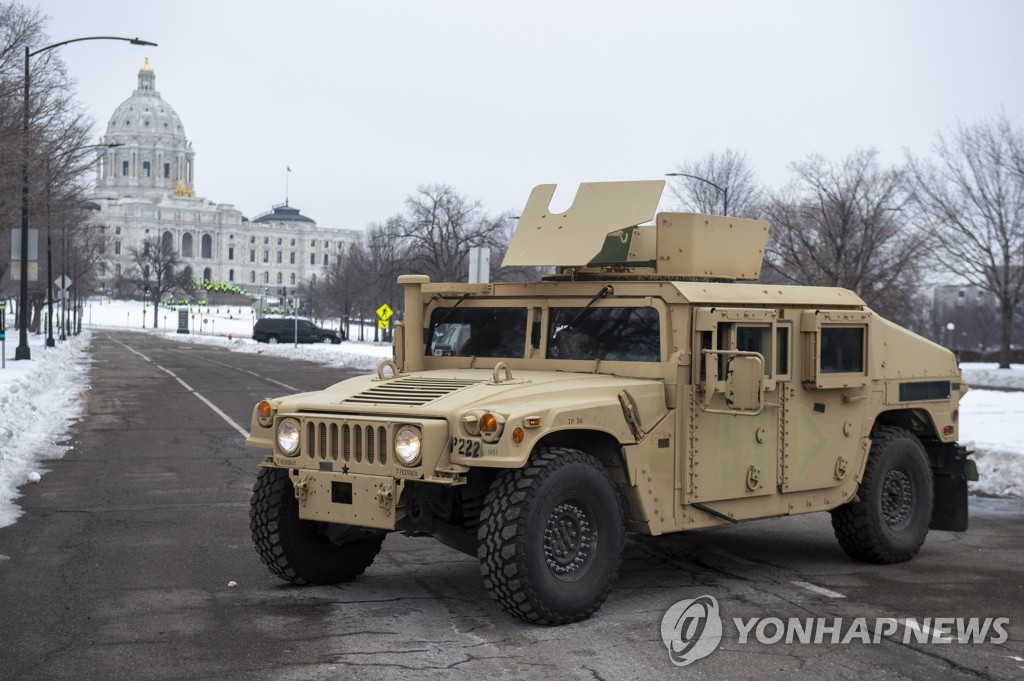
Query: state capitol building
xmin=87 ymin=59 xmax=361 ymax=295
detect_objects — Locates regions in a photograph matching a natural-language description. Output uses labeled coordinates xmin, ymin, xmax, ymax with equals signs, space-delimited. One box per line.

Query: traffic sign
xmin=378 ymin=319 xmax=390 ymax=330
xmin=54 ymin=274 xmax=73 ymax=291
xmin=376 ymin=303 xmax=393 ymax=321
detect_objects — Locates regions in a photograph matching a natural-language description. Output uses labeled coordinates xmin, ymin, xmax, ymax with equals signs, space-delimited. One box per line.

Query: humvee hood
xmin=276 ymin=369 xmax=666 ymax=421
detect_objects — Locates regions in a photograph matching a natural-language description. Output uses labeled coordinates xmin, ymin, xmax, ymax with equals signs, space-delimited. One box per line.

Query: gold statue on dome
xmin=173 ymin=180 xmax=195 ymax=197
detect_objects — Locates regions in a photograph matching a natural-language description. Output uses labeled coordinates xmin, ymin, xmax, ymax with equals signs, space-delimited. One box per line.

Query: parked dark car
xmin=252 ymin=318 xmax=345 ymax=344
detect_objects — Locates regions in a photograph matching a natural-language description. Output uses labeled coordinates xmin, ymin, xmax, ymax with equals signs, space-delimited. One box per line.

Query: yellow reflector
xmin=525 ymin=417 xmax=542 ymax=428
xmin=512 ymin=427 xmax=525 ymax=445
xmin=479 ymin=413 xmax=498 ymax=433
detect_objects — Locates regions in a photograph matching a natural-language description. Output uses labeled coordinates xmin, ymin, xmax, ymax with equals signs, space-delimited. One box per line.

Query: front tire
xmin=477 ymin=447 xmax=625 ymax=625
xmin=831 ymin=426 xmax=933 ymax=564
xmin=250 ymin=467 xmax=385 ymax=584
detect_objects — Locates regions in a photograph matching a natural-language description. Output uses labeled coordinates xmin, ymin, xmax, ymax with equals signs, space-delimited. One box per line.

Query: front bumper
xmin=287 ymin=467 xmax=406 ymax=531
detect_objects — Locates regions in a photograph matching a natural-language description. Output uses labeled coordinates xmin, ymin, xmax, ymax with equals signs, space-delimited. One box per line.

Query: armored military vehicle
xmin=247 ymin=180 xmax=974 ymax=625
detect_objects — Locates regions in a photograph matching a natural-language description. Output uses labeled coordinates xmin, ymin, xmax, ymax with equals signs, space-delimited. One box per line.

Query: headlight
xmin=277 ymin=418 xmax=300 ymax=456
xmin=394 ymin=425 xmax=422 ymax=466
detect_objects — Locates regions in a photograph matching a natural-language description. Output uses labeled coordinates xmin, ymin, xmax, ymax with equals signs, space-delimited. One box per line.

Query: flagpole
xmin=285 ymin=166 xmax=289 ymax=205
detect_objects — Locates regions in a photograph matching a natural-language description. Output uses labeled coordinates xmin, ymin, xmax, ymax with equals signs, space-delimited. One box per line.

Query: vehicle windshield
xmin=427 ymin=307 xmax=527 ymax=357
xmin=547 ymin=307 xmax=660 ymax=362
xmin=425 ymin=303 xmax=661 ymax=363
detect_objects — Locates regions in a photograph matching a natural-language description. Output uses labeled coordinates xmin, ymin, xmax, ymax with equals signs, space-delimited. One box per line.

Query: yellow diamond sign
xmin=376 ymin=303 xmax=393 ymax=321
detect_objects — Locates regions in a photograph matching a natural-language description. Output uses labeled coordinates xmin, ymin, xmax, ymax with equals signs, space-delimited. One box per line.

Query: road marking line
xmin=112 ymin=337 xmax=250 ymax=438
xmin=169 ymin=349 xmax=298 ymax=391
xmin=791 ymin=581 xmax=846 ymax=599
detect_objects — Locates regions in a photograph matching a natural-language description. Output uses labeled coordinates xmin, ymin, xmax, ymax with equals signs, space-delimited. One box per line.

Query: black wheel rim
xmin=543 ymin=500 xmax=595 ymax=580
xmin=881 ymin=467 xmax=913 ymax=529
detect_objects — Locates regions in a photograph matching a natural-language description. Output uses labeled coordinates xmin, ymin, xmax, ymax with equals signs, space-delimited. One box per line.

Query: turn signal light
xmin=951 ymin=409 xmax=959 ymax=422
xmin=257 ymin=399 xmax=274 ymax=427
xmin=479 ymin=413 xmax=499 ymax=433
xmin=943 ymin=425 xmax=955 ymax=437
xmin=511 ymin=426 xmax=525 ymax=445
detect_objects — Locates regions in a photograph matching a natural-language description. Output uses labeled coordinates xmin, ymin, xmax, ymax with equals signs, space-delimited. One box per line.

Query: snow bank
xmin=959 ymin=389 xmax=1024 ymax=498
xmin=0 ymin=331 xmax=91 ymax=528
xmin=960 ymin=362 xmax=1024 ymax=390
xmin=162 ymin=332 xmax=392 ymax=372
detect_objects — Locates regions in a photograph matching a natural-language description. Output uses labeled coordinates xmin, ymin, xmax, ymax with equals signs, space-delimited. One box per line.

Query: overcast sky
xmin=39 ymin=0 xmax=1024 ymax=232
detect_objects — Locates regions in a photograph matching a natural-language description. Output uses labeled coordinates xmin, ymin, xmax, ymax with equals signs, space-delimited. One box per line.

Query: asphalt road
xmin=1 ymin=331 xmax=1021 ymax=681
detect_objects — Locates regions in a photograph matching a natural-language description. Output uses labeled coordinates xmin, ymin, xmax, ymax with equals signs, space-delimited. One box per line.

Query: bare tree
xmin=126 ymin=236 xmax=188 ymax=328
xmin=667 ymin=149 xmax=763 ymax=218
xmin=908 ymin=114 xmax=1024 ymax=368
xmin=0 ymin=2 xmax=94 ymax=329
xmin=397 ymin=184 xmax=510 ymax=283
xmin=763 ymin=149 xmax=926 ymax=325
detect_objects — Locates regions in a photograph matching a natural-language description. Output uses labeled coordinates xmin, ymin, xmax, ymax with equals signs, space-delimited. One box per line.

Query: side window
xmin=736 ymin=325 xmax=772 ymax=375
xmin=427 ymin=307 xmax=527 ymax=358
xmin=821 ymin=327 xmax=865 ymax=374
xmin=548 ymin=307 xmax=660 ymax=362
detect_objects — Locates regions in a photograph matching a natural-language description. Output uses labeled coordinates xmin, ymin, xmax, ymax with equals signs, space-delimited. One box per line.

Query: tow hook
xmin=293 ymin=475 xmax=311 ymax=504
xmin=376 ymin=483 xmax=394 ymax=510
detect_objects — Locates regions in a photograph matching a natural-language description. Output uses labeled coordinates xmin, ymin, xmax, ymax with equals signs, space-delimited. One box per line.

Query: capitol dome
xmin=94 ymin=58 xmax=196 ymax=199
xmin=105 ymin=58 xmax=187 ymax=145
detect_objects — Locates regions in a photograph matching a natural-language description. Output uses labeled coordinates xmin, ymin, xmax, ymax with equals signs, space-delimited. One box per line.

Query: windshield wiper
xmin=431 ymin=293 xmax=472 ymax=327
xmin=559 ymin=285 xmax=612 ymax=333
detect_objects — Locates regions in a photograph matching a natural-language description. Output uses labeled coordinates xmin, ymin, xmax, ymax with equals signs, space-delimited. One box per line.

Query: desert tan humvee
xmin=246 ymin=180 xmax=975 ymax=625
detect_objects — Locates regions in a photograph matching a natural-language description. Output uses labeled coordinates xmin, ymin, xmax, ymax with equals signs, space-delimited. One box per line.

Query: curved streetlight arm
xmin=30 ymin=36 xmax=157 ymax=58
xmin=665 ymin=172 xmax=729 ymax=216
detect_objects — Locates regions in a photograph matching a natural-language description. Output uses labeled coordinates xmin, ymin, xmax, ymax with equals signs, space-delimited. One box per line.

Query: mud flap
xmin=928 ymin=443 xmax=973 ymax=532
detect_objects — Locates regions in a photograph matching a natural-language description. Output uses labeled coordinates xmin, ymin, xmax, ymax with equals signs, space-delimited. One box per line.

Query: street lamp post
xmin=665 ymin=172 xmax=729 ymax=217
xmin=15 ymin=35 xmax=156 ymax=360
xmin=44 ymin=165 xmax=53 ymax=347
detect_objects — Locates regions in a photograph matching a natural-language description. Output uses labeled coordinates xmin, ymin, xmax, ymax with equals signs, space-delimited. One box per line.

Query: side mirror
xmin=725 ymin=355 xmax=763 ymax=412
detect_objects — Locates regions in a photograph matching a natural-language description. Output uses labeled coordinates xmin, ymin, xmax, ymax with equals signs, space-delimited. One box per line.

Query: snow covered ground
xmin=0 ymin=329 xmax=90 ymax=527
xmin=1 ymin=298 xmax=1022 ymax=528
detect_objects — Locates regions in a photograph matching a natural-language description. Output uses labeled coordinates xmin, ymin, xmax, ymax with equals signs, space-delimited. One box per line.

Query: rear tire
xmin=267 ymin=335 xmax=280 ymax=345
xmin=477 ymin=447 xmax=624 ymax=625
xmin=831 ymin=426 xmax=933 ymax=564
xmin=250 ymin=467 xmax=385 ymax=584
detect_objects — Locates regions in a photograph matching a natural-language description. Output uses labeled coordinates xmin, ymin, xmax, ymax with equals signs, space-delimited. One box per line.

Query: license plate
xmin=451 ymin=437 xmax=483 ymax=458
xmin=452 ymin=436 xmax=499 ymax=456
